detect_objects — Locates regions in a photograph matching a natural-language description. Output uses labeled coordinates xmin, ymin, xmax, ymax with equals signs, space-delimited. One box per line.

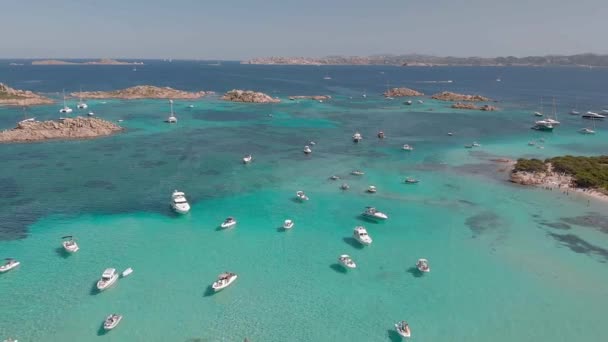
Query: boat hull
xmin=220 ymin=221 xmax=237 ymax=229
xmin=103 ymin=315 xmax=122 ymax=331
xmin=0 ymin=262 xmax=20 ymax=273
xmin=212 ymin=275 xmax=238 ymax=291
xmin=96 ymin=275 xmax=118 ymax=291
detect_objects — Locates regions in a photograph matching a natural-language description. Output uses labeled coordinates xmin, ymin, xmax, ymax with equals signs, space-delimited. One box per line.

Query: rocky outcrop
xmin=480 ymin=104 xmax=497 ymax=111
xmin=289 ymin=95 xmax=331 ymax=101
xmin=451 ymin=102 xmax=478 ymax=110
xmin=0 ymin=117 xmax=124 ymax=143
xmin=32 ymin=59 xmax=144 ymax=65
xmin=432 ymin=91 xmax=491 ymax=102
xmin=71 ymin=86 xmax=211 ymax=99
xmin=0 ymin=83 xmax=54 ymax=106
xmin=222 ymin=89 xmax=280 ymax=103
xmin=384 ymin=87 xmax=424 ymax=97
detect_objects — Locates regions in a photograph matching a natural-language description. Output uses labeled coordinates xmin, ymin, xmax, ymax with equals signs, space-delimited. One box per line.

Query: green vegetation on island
xmin=513 ymin=156 xmax=608 ymax=190
xmin=513 ymin=158 xmax=547 ymax=173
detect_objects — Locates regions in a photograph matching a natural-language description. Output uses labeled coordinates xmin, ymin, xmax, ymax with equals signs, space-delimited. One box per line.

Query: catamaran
xmin=76 ymin=87 xmax=88 ymax=109
xmin=59 ymin=90 xmax=73 ymax=114
xmin=165 ymin=100 xmax=177 ymax=123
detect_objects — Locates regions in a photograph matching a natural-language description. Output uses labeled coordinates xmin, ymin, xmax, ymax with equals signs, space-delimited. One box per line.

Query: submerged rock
xmin=0 ymin=117 xmax=124 ymax=143
xmin=222 ymin=89 xmax=280 ymax=103
xmin=383 ymin=87 xmax=424 ymax=97
xmin=0 ymin=83 xmax=54 ymax=106
xmin=432 ymin=91 xmax=491 ymax=102
xmin=71 ymin=86 xmax=211 ymax=99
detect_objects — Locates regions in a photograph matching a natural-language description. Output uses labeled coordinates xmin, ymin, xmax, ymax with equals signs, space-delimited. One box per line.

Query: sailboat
xmin=76 ymin=87 xmax=88 ymax=109
xmin=570 ymin=97 xmax=580 ymax=115
xmin=580 ymin=117 xmax=597 ymax=135
xmin=59 ymin=90 xmax=73 ymax=114
xmin=18 ymin=102 xmax=35 ymax=124
xmin=544 ymin=97 xmax=560 ymax=126
xmin=165 ymin=100 xmax=177 ymax=123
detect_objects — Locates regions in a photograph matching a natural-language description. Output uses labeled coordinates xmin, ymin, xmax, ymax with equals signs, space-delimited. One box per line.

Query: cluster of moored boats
xmin=532 ymin=98 xmax=604 ymax=134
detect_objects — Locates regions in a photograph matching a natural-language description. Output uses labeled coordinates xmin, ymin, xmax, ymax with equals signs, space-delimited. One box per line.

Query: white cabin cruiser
xmin=87 ymin=111 xmax=95 ymax=116
xmin=402 ymin=144 xmax=414 ymax=151
xmin=353 ymin=226 xmax=372 ymax=245
xmin=579 ymin=128 xmax=596 ymax=135
xmin=212 ymin=272 xmax=238 ymax=291
xmin=0 ymin=258 xmax=20 ymax=273
xmin=416 ymin=258 xmax=430 ymax=273
xmin=61 ymin=235 xmax=79 ymax=253
xmin=171 ymin=190 xmax=190 ymax=214
xmin=96 ymin=268 xmax=118 ymax=291
xmin=296 ymin=191 xmax=309 ymax=201
xmin=367 ymin=185 xmax=377 ymax=193
xmin=570 ymin=110 xmax=580 ymax=115
xmin=243 ymin=154 xmax=253 ymax=164
xmin=329 ymin=175 xmax=340 ymax=180
xmin=352 ymin=132 xmax=362 ymax=143
xmin=283 ymin=219 xmax=294 ymax=229
xmin=395 ymin=321 xmax=411 ymax=338
xmin=351 ymin=170 xmax=365 ymax=176
xmin=303 ymin=146 xmax=312 ymax=154
xmin=582 ymin=111 xmax=606 ymax=119
xmin=338 ymin=254 xmax=356 ymax=269
xmin=220 ymin=217 xmax=237 ymax=229
xmin=363 ymin=207 xmax=388 ymax=220
xmin=103 ymin=314 xmax=123 ymax=331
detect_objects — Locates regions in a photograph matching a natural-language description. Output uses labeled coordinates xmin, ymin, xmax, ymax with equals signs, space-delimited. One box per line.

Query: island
xmin=510 ymin=156 xmax=608 ymax=200
xmin=32 ymin=59 xmax=144 ymax=66
xmin=384 ymin=87 xmax=424 ymax=97
xmin=70 ymin=86 xmax=212 ymax=100
xmin=451 ymin=102 xmax=497 ymax=111
xmin=289 ymin=95 xmax=331 ymax=101
xmin=221 ymin=90 xmax=280 ymax=103
xmin=0 ymin=117 xmax=124 ymax=143
xmin=0 ymin=83 xmax=54 ymax=106
xmin=432 ymin=92 xmax=491 ymax=102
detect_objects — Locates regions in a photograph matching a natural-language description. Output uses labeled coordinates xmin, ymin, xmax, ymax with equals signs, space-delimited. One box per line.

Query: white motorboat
xmin=220 ymin=217 xmax=237 ymax=229
xmin=338 ymin=254 xmax=357 ymax=269
xmin=283 ymin=219 xmax=294 ymax=229
xmin=447 ymin=132 xmax=453 ymax=136
xmin=353 ymin=226 xmax=372 ymax=245
xmin=96 ymin=268 xmax=118 ymax=291
xmin=303 ymin=145 xmax=312 ymax=154
xmin=309 ymin=141 xmax=316 ymax=145
xmin=340 ymin=183 xmax=350 ymax=190
xmin=472 ymin=142 xmax=481 ymax=147
xmin=87 ymin=111 xmax=95 ymax=116
xmin=570 ymin=110 xmax=580 ymax=115
xmin=395 ymin=321 xmax=411 ymax=338
xmin=386 ymin=96 xmax=394 ymax=100
xmin=416 ymin=258 xmax=430 ymax=273
xmin=528 ymin=141 xmax=536 ymax=146
xmin=212 ymin=272 xmax=238 ymax=291
xmin=362 ymin=93 xmax=367 ymax=98
xmin=165 ymin=100 xmax=177 ymax=123
xmin=329 ymin=175 xmax=340 ymax=180
xmin=545 ymin=118 xmax=560 ymax=126
xmin=582 ymin=111 xmax=606 ymax=119
xmin=402 ymin=144 xmax=414 ymax=151
xmin=352 ymin=132 xmax=362 ymax=143
xmin=170 ymin=190 xmax=190 ymax=214
xmin=0 ymin=258 xmax=20 ymax=273
xmin=377 ymin=131 xmax=385 ymax=139
xmin=579 ymin=128 xmax=596 ymax=135
xmin=367 ymin=186 xmax=377 ymax=193
xmin=188 ymin=104 xmax=195 ymax=108
xmin=351 ymin=170 xmax=365 ymax=176
xmin=323 ymin=75 xmax=332 ymax=80
xmin=61 ymin=235 xmax=79 ymax=253
xmin=405 ymin=177 xmax=419 ymax=184
xmin=464 ymin=144 xmax=473 ymax=148
xmin=296 ymin=191 xmax=309 ymax=201
xmin=18 ymin=117 xmax=36 ymax=124
xmin=103 ymin=314 xmax=123 ymax=331
xmin=59 ymin=90 xmax=72 ymax=114
xmin=532 ymin=121 xmax=554 ymax=131
xmin=533 ymin=112 xmax=543 ymax=117
xmin=404 ymin=100 xmax=413 ymax=105
xmin=417 ymin=100 xmax=424 ymax=104
xmin=122 ymin=268 xmax=133 ymax=277
xmin=362 ymin=207 xmax=388 ymax=220
xmin=243 ymin=154 xmax=253 ymax=164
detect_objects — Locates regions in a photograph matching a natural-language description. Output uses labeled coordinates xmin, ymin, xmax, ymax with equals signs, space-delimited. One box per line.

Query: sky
xmin=1 ymin=0 xmax=607 ymax=59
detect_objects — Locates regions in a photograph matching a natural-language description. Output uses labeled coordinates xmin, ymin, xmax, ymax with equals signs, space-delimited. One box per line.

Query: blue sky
xmin=2 ymin=0 xmax=606 ymax=59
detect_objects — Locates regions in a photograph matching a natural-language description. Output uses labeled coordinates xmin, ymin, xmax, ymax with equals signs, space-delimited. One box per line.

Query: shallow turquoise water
xmin=1 ymin=64 xmax=608 ymax=341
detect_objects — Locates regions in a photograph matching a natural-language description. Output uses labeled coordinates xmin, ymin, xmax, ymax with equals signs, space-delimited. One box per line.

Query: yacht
xmin=76 ymin=88 xmax=88 ymax=109
xmin=212 ymin=272 xmax=238 ymax=291
xmin=532 ymin=121 xmax=554 ymax=132
xmin=170 ymin=190 xmax=190 ymax=214
xmin=340 ymin=183 xmax=350 ymax=190
xmin=165 ymin=100 xmax=177 ymax=123
xmin=352 ymin=132 xmax=363 ymax=143
xmin=579 ymin=128 xmax=596 ymax=135
xmin=303 ymin=146 xmax=312 ymax=154
xmin=61 ymin=235 xmax=79 ymax=253
xmin=404 ymin=100 xmax=413 ymax=105
xmin=367 ymin=185 xmax=377 ymax=193
xmin=59 ymin=90 xmax=72 ymax=114
xmin=243 ymin=154 xmax=253 ymax=164
xmin=338 ymin=254 xmax=357 ymax=269
xmin=582 ymin=112 xmax=606 ymax=119
xmin=220 ymin=217 xmax=237 ymax=229
xmin=351 ymin=170 xmax=365 ymax=176
xmin=353 ymin=226 xmax=372 ymax=245
xmin=416 ymin=258 xmax=430 ymax=273
xmin=329 ymin=175 xmax=340 ymax=180
xmin=283 ymin=219 xmax=294 ymax=229
xmin=0 ymin=258 xmax=20 ymax=273
xmin=96 ymin=268 xmax=119 ymax=291
xmin=395 ymin=321 xmax=411 ymax=338
xmin=405 ymin=177 xmax=419 ymax=184
xmin=103 ymin=314 xmax=123 ymax=331
xmin=362 ymin=207 xmax=388 ymax=220
xmin=296 ymin=191 xmax=309 ymax=201
xmin=402 ymin=144 xmax=414 ymax=151
xmin=377 ymin=131 xmax=385 ymax=139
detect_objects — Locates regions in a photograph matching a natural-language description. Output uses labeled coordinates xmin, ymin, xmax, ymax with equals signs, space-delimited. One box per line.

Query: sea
xmin=0 ymin=61 xmax=607 ymax=342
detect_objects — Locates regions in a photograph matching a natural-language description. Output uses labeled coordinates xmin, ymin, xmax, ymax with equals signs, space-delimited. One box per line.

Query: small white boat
xmin=351 ymin=170 xmax=365 ymax=176
xmin=367 ymin=186 xmax=377 ymax=193
xmin=296 ymin=191 xmax=309 ymax=201
xmin=362 ymin=207 xmax=388 ymax=220
xmin=87 ymin=111 xmax=95 ymax=116
xmin=570 ymin=110 xmax=580 ymax=115
xmin=96 ymin=268 xmax=119 ymax=291
xmin=103 ymin=314 xmax=123 ymax=331
xmin=171 ymin=190 xmax=190 ymax=214
xmin=61 ymin=235 xmax=79 ymax=253
xmin=353 ymin=226 xmax=372 ymax=245
xmin=283 ymin=219 xmax=294 ymax=229
xmin=323 ymin=76 xmax=332 ymax=80
xmin=338 ymin=254 xmax=356 ymax=269
xmin=395 ymin=321 xmax=412 ymax=338
xmin=59 ymin=90 xmax=72 ymax=113
xmin=416 ymin=258 xmax=430 ymax=273
xmin=386 ymin=97 xmax=394 ymax=100
xmin=352 ymin=132 xmax=362 ymax=143
xmin=188 ymin=104 xmax=195 ymax=108
xmin=0 ymin=258 xmax=20 ymax=273
xmin=220 ymin=217 xmax=237 ymax=229
xmin=528 ymin=141 xmax=536 ymax=146
xmin=117 ymin=119 xmax=124 ymax=122
xmin=579 ymin=128 xmax=596 ymax=135
xmin=405 ymin=177 xmax=419 ymax=184
xmin=121 ymin=268 xmax=133 ymax=277
xmin=18 ymin=118 xmax=36 ymax=124
xmin=77 ymin=102 xmax=88 ymax=109
xmin=472 ymin=142 xmax=481 ymax=147
xmin=447 ymin=132 xmax=453 ymax=136
xmin=534 ymin=111 xmax=543 ymax=117
xmin=212 ymin=272 xmax=238 ymax=291
xmin=165 ymin=100 xmax=177 ymax=123
xmin=417 ymin=100 xmax=424 ymax=104
xmin=303 ymin=146 xmax=312 ymax=154
xmin=464 ymin=144 xmax=473 ymax=149
xmin=404 ymin=100 xmax=413 ymax=105
xmin=340 ymin=183 xmax=350 ymax=190
xmin=362 ymin=93 xmax=367 ymax=98
xmin=309 ymin=141 xmax=316 ymax=145
xmin=496 ymin=78 xmax=501 ymax=82
xmin=243 ymin=154 xmax=253 ymax=164
xmin=330 ymin=175 xmax=340 ymax=180
xmin=402 ymin=144 xmax=414 ymax=151
xmin=377 ymin=131 xmax=385 ymax=139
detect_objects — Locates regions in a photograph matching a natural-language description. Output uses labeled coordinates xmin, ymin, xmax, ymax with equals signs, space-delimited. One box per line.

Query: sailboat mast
xmin=170 ymin=99 xmax=174 ymax=115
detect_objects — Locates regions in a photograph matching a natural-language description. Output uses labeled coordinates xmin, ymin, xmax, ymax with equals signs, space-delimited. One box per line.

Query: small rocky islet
xmin=383 ymin=87 xmax=424 ymax=97
xmin=0 ymin=117 xmax=124 ymax=143
xmin=221 ymin=89 xmax=280 ymax=103
xmin=0 ymin=83 xmax=54 ymax=106
xmin=71 ymin=85 xmax=212 ymax=100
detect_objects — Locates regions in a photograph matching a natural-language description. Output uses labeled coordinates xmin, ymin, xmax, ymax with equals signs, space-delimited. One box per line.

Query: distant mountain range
xmin=243 ymin=54 xmax=608 ymax=67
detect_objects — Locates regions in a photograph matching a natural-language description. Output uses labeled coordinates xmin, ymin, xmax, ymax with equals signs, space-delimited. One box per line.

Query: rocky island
xmin=289 ymin=95 xmax=331 ymax=101
xmin=384 ymin=87 xmax=424 ymax=97
xmin=432 ymin=92 xmax=491 ymax=102
xmin=221 ymin=90 xmax=280 ymax=103
xmin=0 ymin=83 xmax=54 ymax=106
xmin=32 ymin=59 xmax=144 ymax=65
xmin=0 ymin=117 xmax=124 ymax=143
xmin=71 ymin=86 xmax=211 ymax=100
xmin=451 ymin=102 xmax=497 ymax=111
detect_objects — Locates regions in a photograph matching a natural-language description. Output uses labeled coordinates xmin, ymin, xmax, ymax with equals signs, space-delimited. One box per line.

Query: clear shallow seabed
xmin=0 ymin=62 xmax=607 ymax=341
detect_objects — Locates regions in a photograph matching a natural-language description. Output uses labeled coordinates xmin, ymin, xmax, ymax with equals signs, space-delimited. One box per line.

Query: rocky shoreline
xmin=0 ymin=83 xmax=54 ymax=106
xmin=32 ymin=59 xmax=143 ymax=66
xmin=384 ymin=87 xmax=424 ymax=97
xmin=451 ymin=102 xmax=497 ymax=111
xmin=71 ymin=86 xmax=211 ymax=99
xmin=221 ymin=90 xmax=280 ymax=103
xmin=432 ymin=91 xmax=491 ymax=102
xmin=0 ymin=117 xmax=124 ymax=143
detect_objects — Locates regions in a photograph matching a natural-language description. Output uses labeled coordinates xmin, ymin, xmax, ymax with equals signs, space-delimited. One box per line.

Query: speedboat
xmin=61 ymin=235 xmax=79 ymax=253
xmin=283 ymin=219 xmax=294 ymax=229
xmin=416 ymin=258 xmax=430 ymax=273
xmin=570 ymin=110 xmax=580 ymax=115
xmin=0 ymin=258 xmax=20 ymax=273
xmin=330 ymin=175 xmax=340 ymax=180
xmin=77 ymin=102 xmax=88 ymax=109
xmin=386 ymin=97 xmax=394 ymax=100
xmin=472 ymin=142 xmax=481 ymax=147
xmin=303 ymin=146 xmax=312 ymax=154
xmin=377 ymin=131 xmax=385 ymax=139
xmin=353 ymin=226 xmax=372 ymax=245
xmin=351 ymin=170 xmax=365 ymax=176
xmin=447 ymin=132 xmax=453 ymax=136
xmin=170 ymin=190 xmax=190 ymax=214
xmin=545 ymin=118 xmax=561 ymax=126
xmin=533 ymin=111 xmax=543 ymax=117
xmin=352 ymin=132 xmax=362 ymax=143
xmin=405 ymin=177 xmax=419 ymax=184
xmin=103 ymin=314 xmax=123 ymax=331
xmin=362 ymin=207 xmax=388 ymax=220
xmin=367 ymin=186 xmax=377 ymax=193
xmin=243 ymin=154 xmax=253 ymax=164
xmin=582 ymin=111 xmax=606 ymax=119
xmin=395 ymin=321 xmax=411 ymax=338
xmin=404 ymin=100 xmax=413 ymax=105
xmin=87 ymin=111 xmax=95 ymax=116
xmin=309 ymin=141 xmax=316 ymax=145
xmin=338 ymin=254 xmax=356 ymax=269
xmin=220 ymin=217 xmax=237 ymax=229
xmin=579 ymin=128 xmax=596 ymax=135
xmin=212 ymin=272 xmax=238 ymax=291
xmin=340 ymin=183 xmax=350 ymax=190
xmin=296 ymin=191 xmax=309 ymax=201
xmin=96 ymin=268 xmax=119 ymax=291
xmin=532 ymin=121 xmax=554 ymax=131
xmin=402 ymin=144 xmax=414 ymax=151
